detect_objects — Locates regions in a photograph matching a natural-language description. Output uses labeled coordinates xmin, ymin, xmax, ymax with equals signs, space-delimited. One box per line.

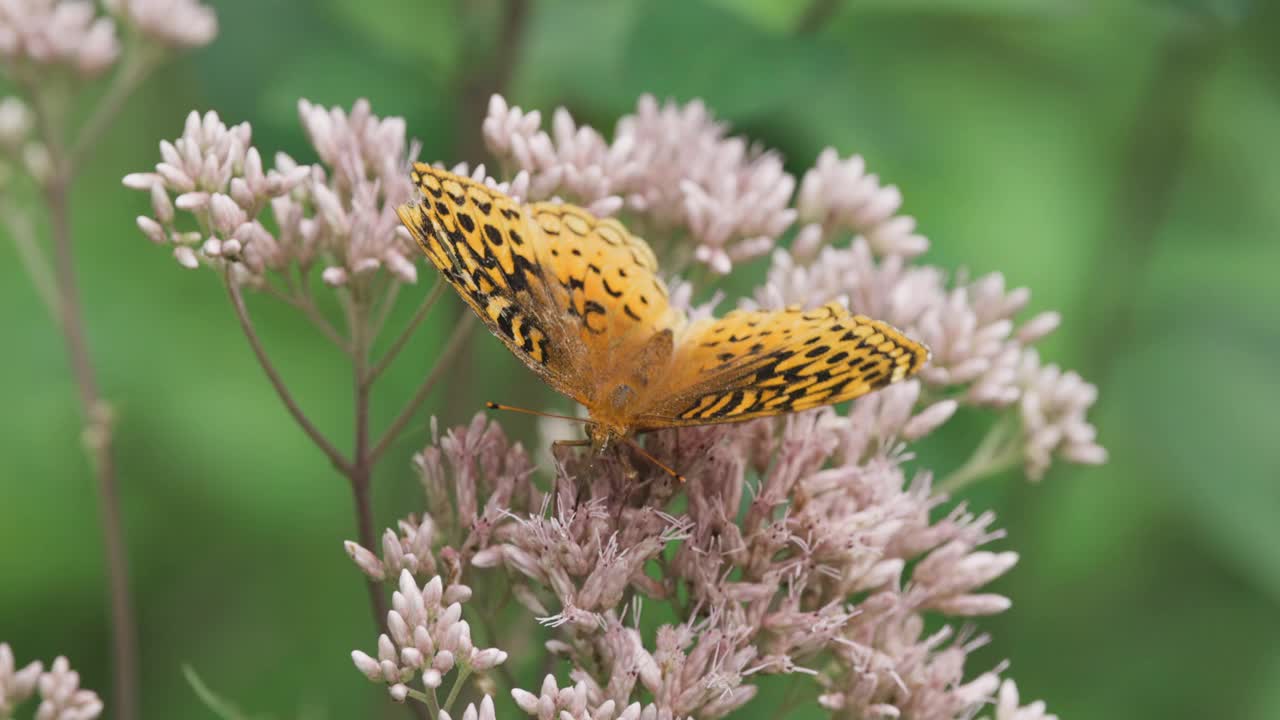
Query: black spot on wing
xmin=581 ymin=300 xmax=606 ymax=333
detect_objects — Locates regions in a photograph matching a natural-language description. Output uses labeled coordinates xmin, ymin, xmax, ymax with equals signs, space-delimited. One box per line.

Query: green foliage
xmin=1 ymin=1 xmax=1276 ymax=719
xmin=184 ymin=665 xmax=254 ymax=720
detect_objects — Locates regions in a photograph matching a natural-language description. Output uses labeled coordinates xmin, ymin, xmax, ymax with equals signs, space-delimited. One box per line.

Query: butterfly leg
xmin=615 ymin=443 xmax=641 ymax=486
xmin=552 ymin=439 xmax=592 ymax=509
xmin=551 ymin=438 xmax=591 ymax=459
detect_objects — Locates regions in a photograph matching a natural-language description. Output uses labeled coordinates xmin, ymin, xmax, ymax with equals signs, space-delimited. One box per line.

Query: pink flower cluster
xmin=0 ymin=0 xmax=216 ymax=78
xmin=334 ymin=93 xmax=1101 ymax=720
xmin=346 ymin=396 xmax=1054 ymax=719
xmin=0 ymin=644 xmax=102 ymax=720
xmin=123 ymin=100 xmax=423 ymax=289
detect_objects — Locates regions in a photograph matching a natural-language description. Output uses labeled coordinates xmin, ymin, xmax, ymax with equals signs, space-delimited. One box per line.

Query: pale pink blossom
xmin=796 ymin=147 xmax=928 ymax=258
xmin=0 ymin=0 xmax=120 ymax=77
xmin=484 ymin=94 xmax=796 ymax=273
xmin=102 ymin=0 xmax=216 ymax=48
xmin=34 ymin=656 xmax=102 ymax=720
xmin=352 ymin=571 xmax=507 ymax=700
xmin=0 ymin=643 xmax=43 ymax=717
xmin=979 ymin=679 xmax=1059 ymax=720
xmin=125 ymin=101 xmax=420 ymax=287
xmin=1017 ymin=349 xmax=1108 ymax=480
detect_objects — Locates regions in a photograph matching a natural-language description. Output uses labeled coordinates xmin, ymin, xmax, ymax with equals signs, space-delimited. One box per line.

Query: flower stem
xmin=0 ymin=198 xmax=60 ymax=317
xmin=21 ymin=65 xmax=143 ymax=717
xmin=349 ymin=460 xmax=387 ymax=629
xmin=70 ymin=37 xmax=161 ymax=165
xmin=454 ymin=0 xmax=531 ymax=161
xmin=367 ymin=277 xmax=400 ymax=342
xmin=42 ymin=174 xmax=139 ymax=720
xmin=426 ymin=687 xmax=442 ymax=719
xmin=401 ymin=689 xmax=435 ymax=720
xmin=441 ymin=666 xmax=473 ymax=715
xmin=226 ymin=277 xmax=354 ymax=475
xmin=266 ymin=284 xmax=351 ymax=353
xmin=936 ymin=414 xmax=1023 ymax=495
xmin=349 ymin=293 xmax=390 ymax=630
xmin=793 ymin=0 xmax=841 ymax=35
xmin=368 ymin=313 xmax=476 ymax=464
xmin=364 ymin=278 xmax=445 ymax=389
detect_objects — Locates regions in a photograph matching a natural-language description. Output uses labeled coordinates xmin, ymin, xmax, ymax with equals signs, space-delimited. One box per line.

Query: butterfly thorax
xmin=584 ymin=381 xmax=643 ymax=450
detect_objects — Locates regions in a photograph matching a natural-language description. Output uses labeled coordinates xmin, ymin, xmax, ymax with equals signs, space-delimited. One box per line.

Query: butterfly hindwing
xmin=527 ymin=202 xmax=683 ymax=365
xmin=633 ymin=302 xmax=929 ymax=429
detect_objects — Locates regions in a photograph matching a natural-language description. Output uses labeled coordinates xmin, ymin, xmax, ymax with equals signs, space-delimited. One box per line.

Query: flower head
xmin=431 ymin=396 xmax=1030 ymax=720
xmin=352 ymin=571 xmax=508 ymax=700
xmin=512 ymin=674 xmax=658 ymax=720
xmin=124 ymin=100 xmax=423 ymax=288
xmin=0 ymin=643 xmax=43 ymax=718
xmin=484 ymin=94 xmax=796 ymax=274
xmin=34 ymin=655 xmax=102 ymax=720
xmin=0 ymin=0 xmax=119 ymax=76
xmin=1016 ymin=349 xmax=1107 ymax=480
xmin=103 ymin=0 xmax=216 ymax=48
xmin=795 ymin=147 xmax=928 ymax=259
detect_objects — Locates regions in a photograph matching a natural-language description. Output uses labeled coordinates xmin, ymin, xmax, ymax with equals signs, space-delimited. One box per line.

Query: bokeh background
xmin=3 ymin=0 xmax=1278 ymax=718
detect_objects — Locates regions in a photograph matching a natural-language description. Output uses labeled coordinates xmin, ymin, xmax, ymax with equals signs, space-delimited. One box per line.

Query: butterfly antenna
xmin=484 ymin=402 xmax=593 ymax=424
xmin=620 ymin=436 xmax=686 ymax=483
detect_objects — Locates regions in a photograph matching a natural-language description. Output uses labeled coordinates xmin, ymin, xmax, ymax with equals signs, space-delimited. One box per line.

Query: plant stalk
xmin=349 ymin=296 xmax=389 ymax=630
xmin=44 ymin=176 xmax=139 ymax=720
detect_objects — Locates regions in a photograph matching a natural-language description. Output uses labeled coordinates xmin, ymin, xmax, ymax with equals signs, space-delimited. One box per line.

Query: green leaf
xmin=183 ymin=665 xmax=254 ymax=720
xmin=618 ymin=0 xmax=842 ymax=120
xmin=1247 ymin=648 xmax=1280 ymax=720
xmin=323 ymin=0 xmax=459 ymax=72
xmin=511 ymin=0 xmax=641 ymax=114
xmin=1111 ymin=309 xmax=1280 ymax=602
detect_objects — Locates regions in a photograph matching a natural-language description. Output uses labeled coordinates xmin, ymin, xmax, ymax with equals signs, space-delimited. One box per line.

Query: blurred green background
xmin=2 ymin=0 xmax=1278 ymax=718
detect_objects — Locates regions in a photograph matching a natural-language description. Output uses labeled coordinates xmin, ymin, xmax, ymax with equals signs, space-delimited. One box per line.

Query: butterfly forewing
xmin=399 ymin=164 xmax=686 ymax=412
xmin=397 ymin=164 xmax=586 ymax=402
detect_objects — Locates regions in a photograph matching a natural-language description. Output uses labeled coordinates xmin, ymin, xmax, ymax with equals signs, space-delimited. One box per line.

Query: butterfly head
xmin=586 ymin=419 xmax=627 ymax=455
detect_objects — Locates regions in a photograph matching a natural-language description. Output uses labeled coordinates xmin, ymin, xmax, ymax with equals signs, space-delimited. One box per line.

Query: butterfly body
xmin=397 ymin=164 xmax=930 ymax=462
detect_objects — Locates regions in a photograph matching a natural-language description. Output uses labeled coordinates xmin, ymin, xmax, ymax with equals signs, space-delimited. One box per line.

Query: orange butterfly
xmin=397 ymin=165 xmax=929 ymax=478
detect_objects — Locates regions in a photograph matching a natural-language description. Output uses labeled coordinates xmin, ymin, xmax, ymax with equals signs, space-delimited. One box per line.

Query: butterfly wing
xmin=398 ymin=164 xmax=588 ymax=402
xmin=631 ymin=302 xmax=929 ymax=429
xmin=525 ymin=202 xmax=684 ymax=378
xmin=398 ymin=165 xmax=683 ymax=411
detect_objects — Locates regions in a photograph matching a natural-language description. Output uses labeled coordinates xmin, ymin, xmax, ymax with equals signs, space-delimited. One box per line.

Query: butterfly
xmin=397 ymin=164 xmax=929 ymax=479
